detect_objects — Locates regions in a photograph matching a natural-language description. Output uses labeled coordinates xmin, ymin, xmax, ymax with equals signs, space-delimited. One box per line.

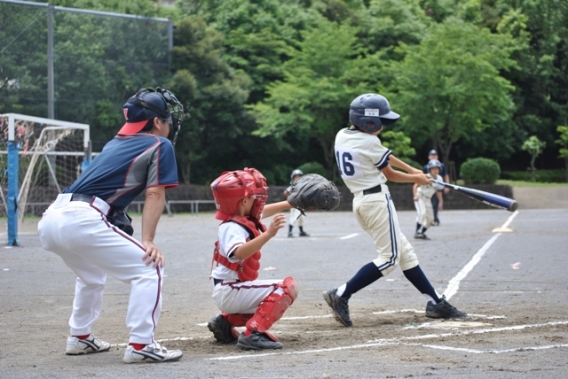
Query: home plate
xmin=492 ymin=227 xmax=513 ymax=233
xmin=427 ymin=321 xmax=493 ymax=329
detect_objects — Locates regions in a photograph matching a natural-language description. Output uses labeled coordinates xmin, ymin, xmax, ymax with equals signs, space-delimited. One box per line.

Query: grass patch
xmin=496 ymin=180 xmax=568 ymax=187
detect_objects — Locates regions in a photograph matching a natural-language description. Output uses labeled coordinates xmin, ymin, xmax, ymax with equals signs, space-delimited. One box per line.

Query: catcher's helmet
xmin=119 ymin=87 xmax=184 ymax=145
xmin=349 ymin=93 xmax=400 ymax=133
xmin=427 ymin=159 xmax=442 ymax=170
xmin=290 ymin=169 xmax=303 ymax=180
xmin=210 ymin=168 xmax=268 ymax=221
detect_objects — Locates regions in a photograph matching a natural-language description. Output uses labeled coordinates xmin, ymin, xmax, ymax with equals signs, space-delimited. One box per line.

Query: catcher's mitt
xmin=287 ymin=173 xmax=340 ymax=212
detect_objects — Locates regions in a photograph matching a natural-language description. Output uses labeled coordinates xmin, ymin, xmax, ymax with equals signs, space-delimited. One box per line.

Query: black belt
xmin=213 ymin=278 xmax=222 ymax=286
xmin=70 ymin=193 xmax=96 ymax=203
xmin=363 ymin=184 xmax=382 ymax=195
xmin=213 ymin=279 xmax=241 ymax=286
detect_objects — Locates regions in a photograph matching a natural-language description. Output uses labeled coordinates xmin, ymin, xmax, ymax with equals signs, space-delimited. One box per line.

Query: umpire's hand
xmin=142 ymin=241 xmax=165 ymax=268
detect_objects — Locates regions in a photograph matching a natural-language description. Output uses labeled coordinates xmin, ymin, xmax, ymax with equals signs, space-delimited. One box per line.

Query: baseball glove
xmin=287 ymin=173 xmax=340 ymax=212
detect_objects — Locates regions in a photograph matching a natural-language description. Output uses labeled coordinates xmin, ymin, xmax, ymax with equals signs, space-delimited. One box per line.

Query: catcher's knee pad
xmin=246 ymin=277 xmax=298 ymax=333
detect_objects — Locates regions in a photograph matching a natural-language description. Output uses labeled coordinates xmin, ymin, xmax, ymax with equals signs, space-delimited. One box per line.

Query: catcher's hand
xmin=287 ymin=174 xmax=340 ymax=213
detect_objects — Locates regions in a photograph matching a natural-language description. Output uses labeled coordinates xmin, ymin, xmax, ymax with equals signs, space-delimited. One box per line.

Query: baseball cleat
xmin=236 ymin=331 xmax=283 ymax=350
xmin=208 ymin=313 xmax=237 ymax=343
xmin=65 ymin=335 xmax=111 ymax=355
xmin=288 ymin=232 xmax=293 ymax=238
xmin=414 ymin=232 xmax=430 ymax=240
xmin=323 ymin=289 xmax=353 ymax=327
xmin=123 ymin=342 xmax=183 ymax=363
xmin=425 ymin=297 xmax=467 ymax=319
xmin=299 ymin=231 xmax=310 ymax=237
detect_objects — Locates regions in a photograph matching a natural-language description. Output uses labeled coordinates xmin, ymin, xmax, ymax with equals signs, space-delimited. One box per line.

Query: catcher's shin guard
xmin=246 ymin=277 xmax=298 ymax=337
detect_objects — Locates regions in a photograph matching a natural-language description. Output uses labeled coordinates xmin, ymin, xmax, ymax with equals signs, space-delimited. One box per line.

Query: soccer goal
xmin=0 ymin=114 xmax=91 ymax=245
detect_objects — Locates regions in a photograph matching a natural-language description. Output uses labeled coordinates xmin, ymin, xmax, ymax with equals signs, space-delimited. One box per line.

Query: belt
xmin=70 ymin=193 xmax=111 ymax=215
xmin=363 ymin=184 xmax=382 ymax=195
xmin=213 ymin=279 xmax=240 ymax=286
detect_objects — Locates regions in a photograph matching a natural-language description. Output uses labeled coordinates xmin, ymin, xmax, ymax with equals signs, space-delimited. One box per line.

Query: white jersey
xmin=334 ymin=128 xmax=391 ymax=193
xmin=417 ymin=174 xmax=444 ymax=199
xmin=210 ymin=222 xmax=250 ymax=281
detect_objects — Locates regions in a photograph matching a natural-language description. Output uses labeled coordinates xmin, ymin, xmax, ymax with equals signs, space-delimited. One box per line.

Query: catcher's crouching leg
xmin=246 ymin=277 xmax=298 ymax=342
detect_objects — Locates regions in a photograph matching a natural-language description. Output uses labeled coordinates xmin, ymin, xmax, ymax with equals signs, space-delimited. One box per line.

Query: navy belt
xmin=71 ymin=193 xmax=96 ymax=203
xmin=363 ymin=184 xmax=382 ymax=195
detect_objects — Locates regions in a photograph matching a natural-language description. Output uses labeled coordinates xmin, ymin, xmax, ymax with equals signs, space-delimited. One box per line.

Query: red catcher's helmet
xmin=210 ymin=168 xmax=268 ymax=221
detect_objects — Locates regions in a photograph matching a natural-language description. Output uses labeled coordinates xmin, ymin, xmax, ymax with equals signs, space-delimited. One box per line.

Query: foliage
xmin=297 ymin=161 xmax=327 ymax=178
xmin=387 ymin=20 xmax=518 ymax=166
xmin=460 ymin=157 xmax=501 ymax=184
xmin=501 ymin=169 xmax=566 ymax=183
xmin=521 ymin=135 xmax=546 ymax=181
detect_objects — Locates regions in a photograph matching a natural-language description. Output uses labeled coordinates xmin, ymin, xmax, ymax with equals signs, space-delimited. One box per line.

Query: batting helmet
xmin=290 ymin=169 xmax=303 ymax=181
xmin=349 ymin=94 xmax=400 ymax=133
xmin=210 ymin=168 xmax=268 ymax=221
xmin=427 ymin=159 xmax=442 ymax=170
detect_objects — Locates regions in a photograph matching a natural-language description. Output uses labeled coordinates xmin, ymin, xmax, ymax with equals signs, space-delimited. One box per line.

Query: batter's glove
xmin=287 ymin=173 xmax=340 ymax=213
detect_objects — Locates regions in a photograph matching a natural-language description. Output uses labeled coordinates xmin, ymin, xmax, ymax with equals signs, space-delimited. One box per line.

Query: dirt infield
xmin=1 ymin=207 xmax=567 ymax=378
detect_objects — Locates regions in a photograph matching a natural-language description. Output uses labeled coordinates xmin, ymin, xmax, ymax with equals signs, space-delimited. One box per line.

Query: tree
xmin=387 ymin=20 xmax=518 ymax=166
xmin=249 ymin=18 xmax=380 ymax=179
xmin=521 ymin=135 xmax=546 ymax=181
xmin=555 ymin=126 xmax=568 ymax=182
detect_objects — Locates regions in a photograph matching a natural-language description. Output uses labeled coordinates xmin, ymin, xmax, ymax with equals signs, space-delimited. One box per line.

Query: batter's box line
xmin=373 ymin=308 xmax=506 ymax=319
xmin=209 ymin=320 xmax=568 ymax=360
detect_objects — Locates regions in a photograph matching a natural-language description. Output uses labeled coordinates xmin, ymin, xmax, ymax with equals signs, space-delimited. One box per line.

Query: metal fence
xmin=0 ymin=0 xmax=172 ymax=147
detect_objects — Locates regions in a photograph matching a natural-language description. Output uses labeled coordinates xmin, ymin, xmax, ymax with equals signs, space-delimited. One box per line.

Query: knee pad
xmin=246 ymin=277 xmax=298 ymax=333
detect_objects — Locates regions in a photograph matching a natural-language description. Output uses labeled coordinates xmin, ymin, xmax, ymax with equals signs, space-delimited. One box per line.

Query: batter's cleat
xmin=323 ymin=289 xmax=352 ymax=327
xmin=414 ymin=232 xmax=430 ymax=240
xmin=236 ymin=331 xmax=283 ymax=350
xmin=299 ymin=231 xmax=310 ymax=237
xmin=425 ymin=297 xmax=467 ymax=319
xmin=123 ymin=342 xmax=183 ymax=363
xmin=66 ymin=335 xmax=111 ymax=355
xmin=208 ymin=313 xmax=237 ymax=343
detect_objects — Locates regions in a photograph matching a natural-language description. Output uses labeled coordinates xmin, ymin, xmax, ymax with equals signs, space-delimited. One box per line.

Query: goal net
xmin=0 ymin=114 xmax=91 ymax=244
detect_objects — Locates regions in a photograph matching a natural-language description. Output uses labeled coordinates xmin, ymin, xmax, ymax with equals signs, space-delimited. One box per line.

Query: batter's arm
xmin=141 ymin=185 xmax=167 ymax=267
xmin=388 ymin=155 xmax=423 ymax=175
xmin=382 ymin=164 xmax=431 ymax=185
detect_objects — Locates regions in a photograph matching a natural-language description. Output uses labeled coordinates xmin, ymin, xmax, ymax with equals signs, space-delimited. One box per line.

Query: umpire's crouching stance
xmin=38 ymin=88 xmax=185 ymax=363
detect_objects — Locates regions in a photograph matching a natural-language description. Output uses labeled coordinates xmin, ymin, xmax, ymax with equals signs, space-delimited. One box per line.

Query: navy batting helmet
xmin=349 ymin=94 xmax=400 ymax=133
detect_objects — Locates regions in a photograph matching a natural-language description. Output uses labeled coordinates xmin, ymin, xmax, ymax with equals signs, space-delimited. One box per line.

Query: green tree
xmin=556 ymin=126 xmax=568 ymax=182
xmin=250 ymin=18 xmax=379 ymax=179
xmin=521 ymin=135 xmax=546 ymax=181
xmin=387 ymin=20 xmax=518 ymax=166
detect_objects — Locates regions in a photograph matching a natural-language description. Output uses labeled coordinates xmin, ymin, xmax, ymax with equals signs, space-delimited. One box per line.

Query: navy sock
xmin=288 ymin=225 xmax=293 ymax=233
xmin=343 ymin=262 xmax=383 ymax=298
xmin=416 ymin=223 xmax=421 ymax=232
xmin=403 ymin=265 xmax=440 ymax=303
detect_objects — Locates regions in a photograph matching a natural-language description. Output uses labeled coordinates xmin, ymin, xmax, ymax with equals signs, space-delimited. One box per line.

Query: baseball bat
xmin=429 ymin=178 xmax=518 ymax=212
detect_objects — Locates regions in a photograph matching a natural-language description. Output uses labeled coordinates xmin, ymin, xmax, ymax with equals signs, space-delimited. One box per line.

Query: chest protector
xmin=212 ymin=216 xmax=267 ymax=282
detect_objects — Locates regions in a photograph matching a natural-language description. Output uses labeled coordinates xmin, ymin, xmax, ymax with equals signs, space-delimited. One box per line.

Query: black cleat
xmin=426 ymin=296 xmax=467 ymax=319
xmin=299 ymin=231 xmax=310 ymax=237
xmin=323 ymin=289 xmax=352 ymax=327
xmin=414 ymin=232 xmax=430 ymax=240
xmin=237 ymin=331 xmax=282 ymax=350
xmin=207 ymin=314 xmax=237 ymax=343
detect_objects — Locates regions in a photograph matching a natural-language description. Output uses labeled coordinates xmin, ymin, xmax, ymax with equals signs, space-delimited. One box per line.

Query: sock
xmin=422 ymin=227 xmax=428 ymax=233
xmin=74 ymin=334 xmax=90 ymax=340
xmin=342 ymin=262 xmax=383 ymax=299
xmin=299 ymin=226 xmax=305 ymax=232
xmin=416 ymin=223 xmax=421 ymax=232
xmin=336 ymin=283 xmax=347 ymax=297
xmin=129 ymin=343 xmax=146 ymax=351
xmin=288 ymin=225 xmax=293 ymax=233
xmin=403 ymin=265 xmax=440 ymax=303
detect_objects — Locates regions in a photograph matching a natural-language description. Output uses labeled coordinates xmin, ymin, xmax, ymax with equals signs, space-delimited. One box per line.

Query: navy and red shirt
xmin=64 ymin=134 xmax=178 ymax=209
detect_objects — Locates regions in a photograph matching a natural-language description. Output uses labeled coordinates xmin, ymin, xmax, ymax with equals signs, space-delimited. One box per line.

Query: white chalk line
xmin=339 ymin=233 xmax=359 ymax=240
xmin=442 ymin=211 xmax=520 ymax=300
xmin=210 ymin=320 xmax=568 ymax=360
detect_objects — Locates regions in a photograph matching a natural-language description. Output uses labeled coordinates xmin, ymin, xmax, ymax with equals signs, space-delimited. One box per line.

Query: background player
xmin=207 ymin=168 xmax=298 ymax=350
xmin=413 ymin=159 xmax=445 ymax=239
xmin=283 ymin=169 xmax=309 ymax=237
xmin=423 ymin=150 xmax=450 ymax=225
xmin=38 ymin=88 xmax=184 ymax=363
xmin=323 ymin=93 xmax=466 ymax=327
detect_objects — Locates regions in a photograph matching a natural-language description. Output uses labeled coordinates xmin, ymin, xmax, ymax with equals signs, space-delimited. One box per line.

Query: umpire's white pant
xmin=38 ymin=194 xmax=163 ymax=345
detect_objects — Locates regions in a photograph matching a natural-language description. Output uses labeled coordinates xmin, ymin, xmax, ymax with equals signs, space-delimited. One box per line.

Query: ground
xmin=1 ymin=198 xmax=567 ymax=378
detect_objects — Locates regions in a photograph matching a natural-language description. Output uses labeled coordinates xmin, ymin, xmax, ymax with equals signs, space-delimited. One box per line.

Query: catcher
xmin=207 ymin=168 xmax=338 ymax=350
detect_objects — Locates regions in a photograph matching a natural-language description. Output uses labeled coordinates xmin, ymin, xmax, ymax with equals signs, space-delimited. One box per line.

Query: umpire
xmin=38 ymin=88 xmax=185 ymax=363
xmin=423 ymin=149 xmax=450 ymax=225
